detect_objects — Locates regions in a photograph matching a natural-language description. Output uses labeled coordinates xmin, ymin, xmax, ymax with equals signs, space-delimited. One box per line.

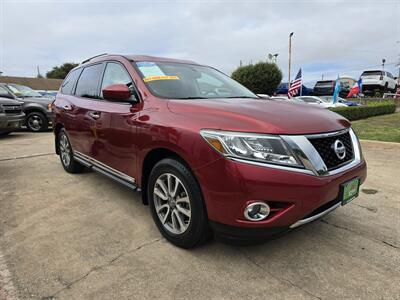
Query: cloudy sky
xmin=0 ymin=0 xmax=399 ymax=86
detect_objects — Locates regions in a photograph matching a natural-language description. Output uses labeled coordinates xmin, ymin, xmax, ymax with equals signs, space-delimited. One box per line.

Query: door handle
xmin=60 ymin=104 xmax=72 ymax=111
xmin=89 ymin=111 xmax=100 ymax=120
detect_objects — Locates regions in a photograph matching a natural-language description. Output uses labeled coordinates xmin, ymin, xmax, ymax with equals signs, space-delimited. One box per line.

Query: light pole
xmin=382 ymin=58 xmax=386 ymax=70
xmin=288 ymin=32 xmax=294 ymax=90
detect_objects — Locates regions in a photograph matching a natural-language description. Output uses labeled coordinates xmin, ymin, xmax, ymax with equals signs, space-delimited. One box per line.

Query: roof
xmin=0 ymin=76 xmax=62 ymax=90
xmin=125 ymin=55 xmax=199 ymax=65
xmin=81 ymin=53 xmax=201 ymax=66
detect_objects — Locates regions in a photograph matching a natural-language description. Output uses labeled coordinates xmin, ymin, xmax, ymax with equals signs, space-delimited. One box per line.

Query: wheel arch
xmin=140 ymin=147 xmax=191 ymax=205
xmin=23 ymin=105 xmax=47 ymax=118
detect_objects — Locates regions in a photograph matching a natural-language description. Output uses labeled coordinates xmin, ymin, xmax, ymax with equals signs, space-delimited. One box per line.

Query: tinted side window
xmin=61 ymin=68 xmax=82 ymax=95
xmin=101 ymin=62 xmax=133 ymax=97
xmin=75 ymin=64 xmax=103 ymax=98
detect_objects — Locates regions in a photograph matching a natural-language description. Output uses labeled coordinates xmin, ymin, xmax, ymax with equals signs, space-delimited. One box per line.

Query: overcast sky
xmin=0 ymin=0 xmax=399 ymax=86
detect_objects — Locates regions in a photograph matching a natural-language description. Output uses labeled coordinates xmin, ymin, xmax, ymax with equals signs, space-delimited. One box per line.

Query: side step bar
xmin=289 ymin=202 xmax=341 ymax=229
xmin=74 ymin=153 xmax=137 ymax=191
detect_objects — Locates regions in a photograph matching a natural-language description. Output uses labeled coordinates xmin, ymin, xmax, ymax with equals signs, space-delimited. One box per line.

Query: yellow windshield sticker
xmin=144 ymin=75 xmax=180 ymax=82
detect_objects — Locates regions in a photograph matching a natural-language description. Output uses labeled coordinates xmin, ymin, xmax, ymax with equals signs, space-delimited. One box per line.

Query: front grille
xmin=308 ymin=131 xmax=354 ymax=170
xmin=3 ymin=105 xmax=22 ymax=115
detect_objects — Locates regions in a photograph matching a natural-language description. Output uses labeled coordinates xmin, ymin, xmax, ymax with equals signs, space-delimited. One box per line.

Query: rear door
xmin=90 ymin=61 xmax=140 ymax=179
xmin=70 ymin=63 xmax=105 ymax=157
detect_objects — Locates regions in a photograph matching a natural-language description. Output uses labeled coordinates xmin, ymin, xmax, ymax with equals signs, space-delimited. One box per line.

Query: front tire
xmin=148 ymin=158 xmax=211 ymax=248
xmin=26 ymin=111 xmax=48 ymax=132
xmin=58 ymin=128 xmax=84 ymax=173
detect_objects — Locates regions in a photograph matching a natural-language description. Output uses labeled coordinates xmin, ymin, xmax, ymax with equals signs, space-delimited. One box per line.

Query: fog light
xmin=244 ymin=202 xmax=270 ymax=221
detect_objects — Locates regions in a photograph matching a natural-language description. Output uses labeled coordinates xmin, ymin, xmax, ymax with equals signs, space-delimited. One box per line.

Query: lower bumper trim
xmin=289 ymin=202 xmax=341 ymax=229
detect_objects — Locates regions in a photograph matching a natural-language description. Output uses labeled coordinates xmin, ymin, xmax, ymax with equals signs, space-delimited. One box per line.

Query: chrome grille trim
xmin=280 ymin=128 xmax=362 ymax=177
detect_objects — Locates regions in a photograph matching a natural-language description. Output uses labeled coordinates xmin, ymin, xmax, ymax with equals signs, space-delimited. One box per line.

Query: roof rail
xmin=81 ymin=53 xmax=108 ymax=64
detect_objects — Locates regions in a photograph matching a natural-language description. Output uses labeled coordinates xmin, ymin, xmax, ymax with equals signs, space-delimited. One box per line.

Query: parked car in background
xmin=0 ymin=83 xmax=53 ymax=131
xmin=0 ymin=88 xmax=25 ymax=136
xmin=313 ymin=80 xmax=335 ymax=96
xmin=296 ymin=96 xmax=346 ymax=108
xmin=275 ymin=82 xmax=313 ymax=96
xmin=53 ymin=54 xmax=366 ymax=248
xmin=360 ymin=70 xmax=397 ymax=93
xmin=271 ymin=96 xmax=304 ymax=103
xmin=338 ymin=76 xmax=356 ymax=97
xmin=320 ymin=96 xmax=360 ymax=106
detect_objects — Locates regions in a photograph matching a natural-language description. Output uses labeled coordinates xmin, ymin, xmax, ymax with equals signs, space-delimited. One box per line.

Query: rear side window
xmin=61 ymin=68 xmax=82 ymax=95
xmin=75 ymin=64 xmax=103 ymax=98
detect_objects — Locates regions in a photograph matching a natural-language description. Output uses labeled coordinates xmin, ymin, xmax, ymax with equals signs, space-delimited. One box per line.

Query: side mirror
xmin=102 ymin=84 xmax=131 ymax=102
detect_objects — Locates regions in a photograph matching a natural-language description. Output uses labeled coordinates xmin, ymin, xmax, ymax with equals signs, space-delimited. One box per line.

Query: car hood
xmin=0 ymin=97 xmax=22 ymax=105
xmin=167 ymin=98 xmax=350 ymax=135
xmin=19 ymin=96 xmax=53 ymax=105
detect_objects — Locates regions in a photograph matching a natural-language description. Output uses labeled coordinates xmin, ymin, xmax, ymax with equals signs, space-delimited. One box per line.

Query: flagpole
xmin=288 ymin=32 xmax=294 ymax=97
xmin=300 ymin=69 xmax=302 ymax=96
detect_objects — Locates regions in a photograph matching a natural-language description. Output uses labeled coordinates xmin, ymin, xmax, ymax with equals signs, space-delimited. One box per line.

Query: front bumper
xmin=195 ymin=153 xmax=367 ymax=241
xmin=0 ymin=113 xmax=25 ymax=131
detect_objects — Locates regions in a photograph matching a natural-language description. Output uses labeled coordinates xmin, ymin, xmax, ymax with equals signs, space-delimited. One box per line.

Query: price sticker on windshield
xmin=143 ymin=76 xmax=180 ymax=82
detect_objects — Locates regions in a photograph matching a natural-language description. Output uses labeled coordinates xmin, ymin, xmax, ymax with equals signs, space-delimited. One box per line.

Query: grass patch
xmin=351 ymin=112 xmax=400 ymax=143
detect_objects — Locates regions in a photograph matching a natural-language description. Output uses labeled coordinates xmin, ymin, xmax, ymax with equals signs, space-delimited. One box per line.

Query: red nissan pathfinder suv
xmin=53 ymin=54 xmax=367 ymax=248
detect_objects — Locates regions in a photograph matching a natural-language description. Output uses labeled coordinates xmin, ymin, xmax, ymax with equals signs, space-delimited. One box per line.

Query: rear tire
xmin=58 ymin=128 xmax=84 ymax=173
xmin=148 ymin=158 xmax=211 ymax=248
xmin=26 ymin=111 xmax=48 ymax=132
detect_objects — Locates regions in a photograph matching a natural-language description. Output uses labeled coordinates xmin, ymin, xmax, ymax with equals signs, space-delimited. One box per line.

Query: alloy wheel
xmin=59 ymin=133 xmax=71 ymax=167
xmin=27 ymin=114 xmax=43 ymax=131
xmin=153 ymin=173 xmax=191 ymax=235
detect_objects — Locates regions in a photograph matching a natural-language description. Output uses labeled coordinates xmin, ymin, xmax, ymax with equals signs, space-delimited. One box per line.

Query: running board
xmin=73 ymin=153 xmax=137 ymax=191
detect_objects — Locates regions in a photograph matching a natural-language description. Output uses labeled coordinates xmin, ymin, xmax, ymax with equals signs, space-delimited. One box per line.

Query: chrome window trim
xmin=74 ymin=151 xmax=136 ymax=184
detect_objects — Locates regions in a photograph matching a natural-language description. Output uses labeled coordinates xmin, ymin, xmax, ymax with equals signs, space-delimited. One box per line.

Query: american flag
xmin=288 ymin=69 xmax=302 ymax=98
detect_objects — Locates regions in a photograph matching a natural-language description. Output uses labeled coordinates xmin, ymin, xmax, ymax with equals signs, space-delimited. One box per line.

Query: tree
xmin=231 ymin=61 xmax=282 ymax=95
xmin=46 ymin=62 xmax=79 ymax=79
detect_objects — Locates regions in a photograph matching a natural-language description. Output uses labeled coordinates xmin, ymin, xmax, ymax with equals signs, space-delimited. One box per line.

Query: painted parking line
xmin=0 ymin=153 xmax=55 ymax=162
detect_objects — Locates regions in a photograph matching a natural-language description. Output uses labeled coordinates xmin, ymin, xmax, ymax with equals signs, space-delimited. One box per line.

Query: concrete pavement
xmin=0 ymin=132 xmax=399 ymax=299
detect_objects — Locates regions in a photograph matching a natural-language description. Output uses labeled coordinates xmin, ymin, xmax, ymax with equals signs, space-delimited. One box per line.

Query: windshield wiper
xmin=225 ymin=96 xmax=259 ymax=99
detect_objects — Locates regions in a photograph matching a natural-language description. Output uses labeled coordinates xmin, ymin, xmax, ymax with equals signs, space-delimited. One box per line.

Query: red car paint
xmin=53 ymin=54 xmax=367 ymax=238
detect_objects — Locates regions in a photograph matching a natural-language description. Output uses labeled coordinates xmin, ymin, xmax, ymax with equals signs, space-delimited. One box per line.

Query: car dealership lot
xmin=0 ymin=132 xmax=399 ymax=300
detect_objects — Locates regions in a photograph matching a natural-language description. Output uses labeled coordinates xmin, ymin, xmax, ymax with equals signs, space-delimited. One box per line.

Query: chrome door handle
xmin=89 ymin=111 xmax=100 ymax=120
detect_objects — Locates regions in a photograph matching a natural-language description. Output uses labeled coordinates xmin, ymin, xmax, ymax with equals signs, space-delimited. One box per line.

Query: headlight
xmin=200 ymin=129 xmax=303 ymax=168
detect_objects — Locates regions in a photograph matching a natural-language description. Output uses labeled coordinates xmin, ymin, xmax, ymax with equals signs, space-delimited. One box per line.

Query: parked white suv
xmin=360 ymin=70 xmax=397 ymax=92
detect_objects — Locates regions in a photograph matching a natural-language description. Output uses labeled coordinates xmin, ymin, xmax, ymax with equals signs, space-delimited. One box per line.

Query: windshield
xmin=8 ymin=84 xmax=43 ymax=98
xmin=134 ymin=61 xmax=257 ymax=99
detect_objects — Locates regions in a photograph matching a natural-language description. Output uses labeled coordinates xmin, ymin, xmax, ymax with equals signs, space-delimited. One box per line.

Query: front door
xmin=89 ymin=61 xmax=140 ymax=180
